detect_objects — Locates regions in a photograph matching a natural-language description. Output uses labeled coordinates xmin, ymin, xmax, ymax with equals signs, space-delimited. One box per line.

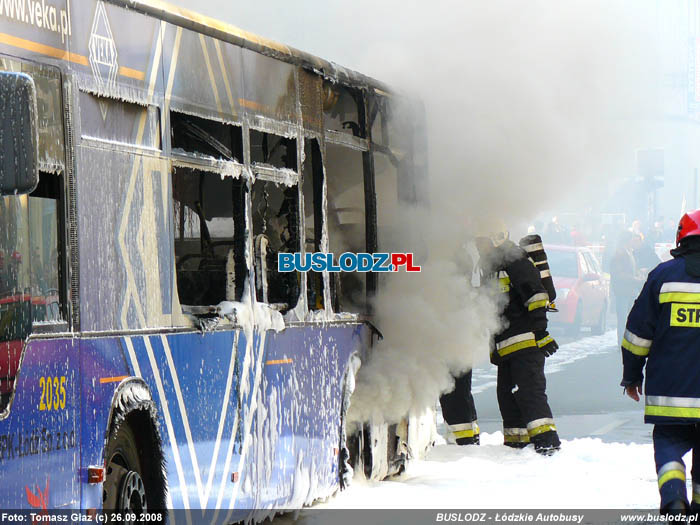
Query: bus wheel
xmin=103 ymin=423 xmax=148 ymax=512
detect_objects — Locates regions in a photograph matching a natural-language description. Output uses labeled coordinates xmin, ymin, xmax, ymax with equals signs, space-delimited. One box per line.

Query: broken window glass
xmin=172 ymin=168 xmax=247 ymax=307
xmin=171 ymin=111 xmax=243 ymax=162
xmin=251 ymin=180 xmax=300 ymax=311
xmin=249 ymin=129 xmax=297 ymax=170
xmin=323 ymin=81 xmax=363 ymax=138
xmin=302 ymin=138 xmax=324 ymax=310
xmin=325 ymin=144 xmax=366 ymax=313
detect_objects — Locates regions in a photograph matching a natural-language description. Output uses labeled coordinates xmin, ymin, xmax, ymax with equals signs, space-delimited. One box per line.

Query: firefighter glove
xmin=535 ymin=330 xmax=558 ymax=357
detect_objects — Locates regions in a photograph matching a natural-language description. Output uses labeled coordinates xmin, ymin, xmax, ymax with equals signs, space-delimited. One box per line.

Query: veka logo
xmin=25 ymin=476 xmax=49 ymax=515
xmin=88 ymin=1 xmax=118 ymax=119
xmin=278 ymin=252 xmax=421 ymax=272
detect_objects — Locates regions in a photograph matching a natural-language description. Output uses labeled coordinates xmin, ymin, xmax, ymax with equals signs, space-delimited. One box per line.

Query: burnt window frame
xmin=167 ymin=105 xmax=251 ymax=320
xmin=170 ymin=109 xmax=244 ymax=163
xmin=301 ymin=136 xmax=326 ymax=312
xmin=171 ymin=165 xmax=249 ymax=309
xmin=250 ymin=176 xmax=302 ymax=312
xmin=249 ymin=128 xmax=298 ymax=171
xmin=322 ymin=87 xmax=378 ymax=316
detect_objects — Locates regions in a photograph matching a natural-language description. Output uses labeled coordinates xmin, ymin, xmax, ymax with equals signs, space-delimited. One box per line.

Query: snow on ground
xmin=312 ymin=432 xmax=663 ymax=510
xmin=272 ymin=328 xmax=673 ymax=523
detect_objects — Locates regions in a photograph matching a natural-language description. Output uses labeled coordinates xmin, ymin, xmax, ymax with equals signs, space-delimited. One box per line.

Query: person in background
xmin=622 ymin=209 xmax=700 ymax=513
xmin=610 ymin=231 xmax=644 ymax=346
xmin=650 ymin=218 xmax=665 ymax=244
xmin=545 ymin=216 xmax=566 ymax=244
xmin=633 ymin=230 xmax=661 ymax=278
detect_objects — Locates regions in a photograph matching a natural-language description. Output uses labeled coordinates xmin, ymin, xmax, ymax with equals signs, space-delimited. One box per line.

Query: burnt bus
xmin=0 ymin=0 xmax=428 ymax=517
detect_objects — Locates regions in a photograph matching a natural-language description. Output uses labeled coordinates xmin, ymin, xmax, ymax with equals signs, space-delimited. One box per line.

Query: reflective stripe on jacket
xmin=622 ymin=256 xmax=700 ymax=424
xmin=487 ymin=240 xmax=548 ymax=365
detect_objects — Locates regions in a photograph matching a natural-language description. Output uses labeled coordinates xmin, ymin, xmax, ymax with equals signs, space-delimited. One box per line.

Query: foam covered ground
xmin=313 ymin=432 xmax=663 ymax=509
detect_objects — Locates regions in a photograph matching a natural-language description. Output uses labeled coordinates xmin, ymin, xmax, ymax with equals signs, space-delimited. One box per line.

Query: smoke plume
xmin=172 ymin=0 xmax=660 ymax=424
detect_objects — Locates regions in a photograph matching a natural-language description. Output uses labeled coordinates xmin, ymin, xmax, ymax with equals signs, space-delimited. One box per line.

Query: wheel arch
xmin=103 ymin=377 xmax=168 ymax=510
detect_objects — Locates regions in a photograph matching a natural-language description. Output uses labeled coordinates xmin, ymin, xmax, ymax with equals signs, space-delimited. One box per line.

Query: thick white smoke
xmin=345 ymin=205 xmax=506 ymax=424
xmin=173 ymin=0 xmax=660 ymax=424
xmin=334 ymin=1 xmax=660 ymax=425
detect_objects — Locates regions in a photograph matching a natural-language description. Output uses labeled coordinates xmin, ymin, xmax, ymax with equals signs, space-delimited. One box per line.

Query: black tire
xmin=591 ymin=302 xmax=607 ymax=335
xmin=103 ymin=423 xmax=148 ymax=514
xmin=568 ymin=302 xmax=582 ymax=337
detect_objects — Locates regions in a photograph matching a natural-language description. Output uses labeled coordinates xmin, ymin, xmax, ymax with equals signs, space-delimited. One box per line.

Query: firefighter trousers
xmin=439 ymin=370 xmax=479 ymax=445
xmin=496 ymin=351 xmax=560 ymax=452
xmin=653 ymin=424 xmax=700 ymax=511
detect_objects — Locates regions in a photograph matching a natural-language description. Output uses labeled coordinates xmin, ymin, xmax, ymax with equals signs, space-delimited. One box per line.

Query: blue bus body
xmin=0 ymin=0 xmax=424 ymax=515
xmin=0 ymin=324 xmax=366 ymax=513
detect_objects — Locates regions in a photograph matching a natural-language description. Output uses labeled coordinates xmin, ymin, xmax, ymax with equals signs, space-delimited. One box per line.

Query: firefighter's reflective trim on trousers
xmin=657 ymin=461 xmax=686 ymax=489
xmin=448 ymin=422 xmax=480 ymax=439
xmin=622 ymin=329 xmax=652 ymax=357
xmin=496 ymin=333 xmax=537 ymax=357
xmin=525 ymin=292 xmax=549 ymax=312
xmin=522 ymin=242 xmax=544 ymax=253
xmin=536 ymin=334 xmax=554 ymax=348
xmin=526 ymin=417 xmax=557 ymax=438
xmin=645 ymin=395 xmax=700 ymax=419
xmin=659 ymin=282 xmax=700 ymax=304
xmin=540 ymin=269 xmax=551 ymax=279
xmin=693 ymin=482 xmax=700 ymax=504
xmin=498 ymin=271 xmax=510 ymax=293
xmin=503 ymin=427 xmax=530 ymax=443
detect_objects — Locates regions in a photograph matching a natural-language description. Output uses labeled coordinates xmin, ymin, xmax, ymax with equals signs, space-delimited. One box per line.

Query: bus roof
xmin=108 ymin=0 xmax=392 ymax=94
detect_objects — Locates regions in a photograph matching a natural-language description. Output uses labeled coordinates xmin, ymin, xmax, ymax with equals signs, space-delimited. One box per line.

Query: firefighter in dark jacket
xmin=440 ymin=241 xmax=480 ymax=445
xmin=476 ymin=230 xmax=561 ymax=454
xmin=622 ymin=209 xmax=700 ymax=512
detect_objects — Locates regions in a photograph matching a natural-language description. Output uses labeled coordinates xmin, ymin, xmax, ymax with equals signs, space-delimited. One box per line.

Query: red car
xmin=545 ymin=245 xmax=609 ymax=335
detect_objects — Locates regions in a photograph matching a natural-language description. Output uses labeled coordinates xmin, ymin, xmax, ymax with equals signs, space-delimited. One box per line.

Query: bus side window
xmin=374 ymin=152 xmax=400 ymax=289
xmin=172 ymin=168 xmax=247 ymax=307
xmin=302 ymin=138 xmax=324 ymax=310
xmin=0 ymin=171 xmax=66 ymax=411
xmin=323 ymin=82 xmax=363 ymax=138
xmin=251 ymin=180 xmax=300 ymax=312
xmin=325 ymin=144 xmax=366 ymax=313
xmin=250 ymin=130 xmax=297 ymax=170
xmin=27 ymin=173 xmax=64 ymax=321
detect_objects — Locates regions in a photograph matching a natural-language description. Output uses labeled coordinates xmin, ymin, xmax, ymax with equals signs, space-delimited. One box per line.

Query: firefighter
xmin=440 ymin=371 xmax=480 ymax=445
xmin=476 ymin=229 xmax=561 ymax=454
xmin=439 ymin=241 xmax=480 ymax=445
xmin=622 ymin=209 xmax=700 ymax=513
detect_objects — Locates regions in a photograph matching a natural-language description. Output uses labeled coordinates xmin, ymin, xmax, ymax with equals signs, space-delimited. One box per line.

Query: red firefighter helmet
xmin=676 ymin=209 xmax=700 ymax=246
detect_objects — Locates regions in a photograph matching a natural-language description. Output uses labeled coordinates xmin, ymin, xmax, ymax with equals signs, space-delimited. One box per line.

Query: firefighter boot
xmin=531 ymin=430 xmax=561 ymax=455
xmin=456 ymin=433 xmax=480 ymax=446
